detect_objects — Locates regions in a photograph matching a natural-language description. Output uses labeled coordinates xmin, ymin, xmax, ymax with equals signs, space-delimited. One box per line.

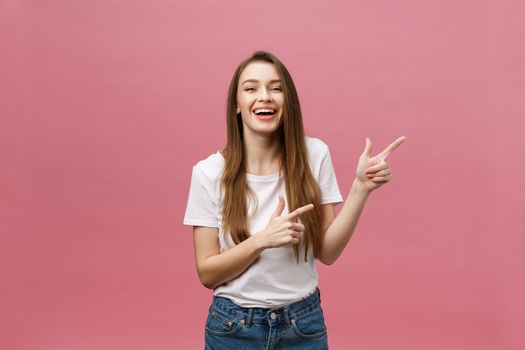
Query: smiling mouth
xmin=253 ymin=109 xmax=276 ymax=115
xmin=252 ymin=109 xmax=276 ymax=121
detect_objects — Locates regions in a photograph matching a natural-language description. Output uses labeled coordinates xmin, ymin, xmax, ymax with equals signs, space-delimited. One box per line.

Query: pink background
xmin=1 ymin=0 xmax=524 ymax=349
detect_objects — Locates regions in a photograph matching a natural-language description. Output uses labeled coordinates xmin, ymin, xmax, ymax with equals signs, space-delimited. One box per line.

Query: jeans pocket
xmin=205 ymin=308 xmax=246 ymax=337
xmin=290 ymin=306 xmax=327 ymax=339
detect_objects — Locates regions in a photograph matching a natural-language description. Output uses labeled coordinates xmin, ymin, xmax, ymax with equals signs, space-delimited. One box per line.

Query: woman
xmin=183 ymin=50 xmax=406 ymax=349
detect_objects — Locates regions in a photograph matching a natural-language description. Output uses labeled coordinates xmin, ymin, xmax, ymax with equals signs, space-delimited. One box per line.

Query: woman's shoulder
xmin=192 ymin=149 xmax=224 ymax=183
xmin=305 ymin=135 xmax=329 ymax=149
xmin=305 ymin=136 xmax=330 ymax=159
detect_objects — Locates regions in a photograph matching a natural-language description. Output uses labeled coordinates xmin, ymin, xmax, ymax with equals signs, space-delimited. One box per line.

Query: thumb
xmin=271 ymin=195 xmax=285 ymax=218
xmin=363 ymin=137 xmax=373 ymax=157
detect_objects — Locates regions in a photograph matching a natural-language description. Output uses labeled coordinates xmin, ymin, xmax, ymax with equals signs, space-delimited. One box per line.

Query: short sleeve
xmin=318 ymin=144 xmax=344 ymax=205
xmin=182 ymin=164 xmax=220 ymax=228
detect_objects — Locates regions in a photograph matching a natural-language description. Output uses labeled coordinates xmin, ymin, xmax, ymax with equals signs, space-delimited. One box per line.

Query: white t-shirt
xmin=183 ymin=136 xmax=343 ymax=307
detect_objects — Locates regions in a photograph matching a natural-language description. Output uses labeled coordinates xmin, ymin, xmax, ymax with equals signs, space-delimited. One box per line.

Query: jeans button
xmin=270 ymin=312 xmax=277 ymax=319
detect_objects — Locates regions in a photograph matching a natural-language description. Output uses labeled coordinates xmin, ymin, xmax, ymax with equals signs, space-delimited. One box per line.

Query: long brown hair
xmin=220 ymin=50 xmax=324 ymax=263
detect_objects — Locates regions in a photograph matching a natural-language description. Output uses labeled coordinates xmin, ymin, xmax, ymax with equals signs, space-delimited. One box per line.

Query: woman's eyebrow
xmin=241 ymin=79 xmax=282 ymax=85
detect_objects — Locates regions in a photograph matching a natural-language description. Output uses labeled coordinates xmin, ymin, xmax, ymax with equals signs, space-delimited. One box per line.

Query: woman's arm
xmin=319 ymin=136 xmax=406 ymax=265
xmin=319 ymin=179 xmax=369 ymax=265
xmin=193 ymin=226 xmax=265 ymax=289
xmin=193 ymin=200 xmax=314 ymax=289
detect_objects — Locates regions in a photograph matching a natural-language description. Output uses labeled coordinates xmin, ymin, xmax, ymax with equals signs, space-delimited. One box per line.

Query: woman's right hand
xmin=256 ymin=195 xmax=315 ymax=249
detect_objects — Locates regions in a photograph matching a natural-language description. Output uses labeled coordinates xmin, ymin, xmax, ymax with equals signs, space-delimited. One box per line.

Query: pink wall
xmin=1 ymin=0 xmax=523 ymax=349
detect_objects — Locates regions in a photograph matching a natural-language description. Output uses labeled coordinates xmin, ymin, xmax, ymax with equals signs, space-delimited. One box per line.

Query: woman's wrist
xmin=251 ymin=232 xmax=268 ymax=252
xmin=352 ymin=177 xmax=371 ymax=196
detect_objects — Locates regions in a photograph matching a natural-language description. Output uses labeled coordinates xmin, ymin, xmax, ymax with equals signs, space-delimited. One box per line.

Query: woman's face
xmin=236 ymin=61 xmax=284 ymax=136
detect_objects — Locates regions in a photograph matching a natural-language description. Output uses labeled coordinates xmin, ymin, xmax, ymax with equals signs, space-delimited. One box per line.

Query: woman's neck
xmin=243 ymin=134 xmax=281 ymax=175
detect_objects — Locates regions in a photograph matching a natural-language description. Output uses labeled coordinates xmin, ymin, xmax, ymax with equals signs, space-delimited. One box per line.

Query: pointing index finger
xmin=286 ymin=204 xmax=315 ymax=221
xmin=380 ymin=136 xmax=407 ymax=159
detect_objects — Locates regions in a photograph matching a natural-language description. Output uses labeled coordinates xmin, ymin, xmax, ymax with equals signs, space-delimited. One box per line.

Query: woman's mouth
xmin=253 ymin=108 xmax=276 ymax=121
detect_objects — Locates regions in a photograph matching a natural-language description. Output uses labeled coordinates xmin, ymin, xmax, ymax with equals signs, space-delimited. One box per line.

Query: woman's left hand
xmin=355 ymin=136 xmax=407 ymax=194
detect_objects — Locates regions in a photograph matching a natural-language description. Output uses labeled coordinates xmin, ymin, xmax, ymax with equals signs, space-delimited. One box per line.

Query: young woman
xmin=183 ymin=50 xmax=406 ymax=349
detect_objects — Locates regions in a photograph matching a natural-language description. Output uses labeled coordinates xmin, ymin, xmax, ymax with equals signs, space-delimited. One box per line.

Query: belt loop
xmin=283 ymin=306 xmax=291 ymax=325
xmin=317 ymin=287 xmax=321 ymax=303
xmin=245 ymin=308 xmax=254 ymax=327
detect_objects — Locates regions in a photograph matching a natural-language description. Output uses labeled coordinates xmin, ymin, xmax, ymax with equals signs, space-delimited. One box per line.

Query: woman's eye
xmin=244 ymin=87 xmax=281 ymax=92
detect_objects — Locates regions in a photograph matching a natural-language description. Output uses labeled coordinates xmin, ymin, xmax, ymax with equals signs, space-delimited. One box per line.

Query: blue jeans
xmin=204 ymin=287 xmax=328 ymax=350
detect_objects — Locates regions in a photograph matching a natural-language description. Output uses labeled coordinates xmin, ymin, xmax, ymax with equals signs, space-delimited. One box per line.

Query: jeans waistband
xmin=210 ymin=287 xmax=322 ymax=327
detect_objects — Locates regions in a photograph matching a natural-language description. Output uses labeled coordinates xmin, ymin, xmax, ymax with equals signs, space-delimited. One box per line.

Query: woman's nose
xmin=257 ymin=89 xmax=272 ymax=101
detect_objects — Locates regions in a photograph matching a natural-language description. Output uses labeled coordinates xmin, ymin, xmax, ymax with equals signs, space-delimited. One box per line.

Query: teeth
xmin=254 ymin=109 xmax=275 ymax=114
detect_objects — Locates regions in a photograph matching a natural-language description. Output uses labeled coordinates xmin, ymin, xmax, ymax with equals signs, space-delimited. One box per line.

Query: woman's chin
xmin=244 ymin=122 xmax=280 ymax=135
